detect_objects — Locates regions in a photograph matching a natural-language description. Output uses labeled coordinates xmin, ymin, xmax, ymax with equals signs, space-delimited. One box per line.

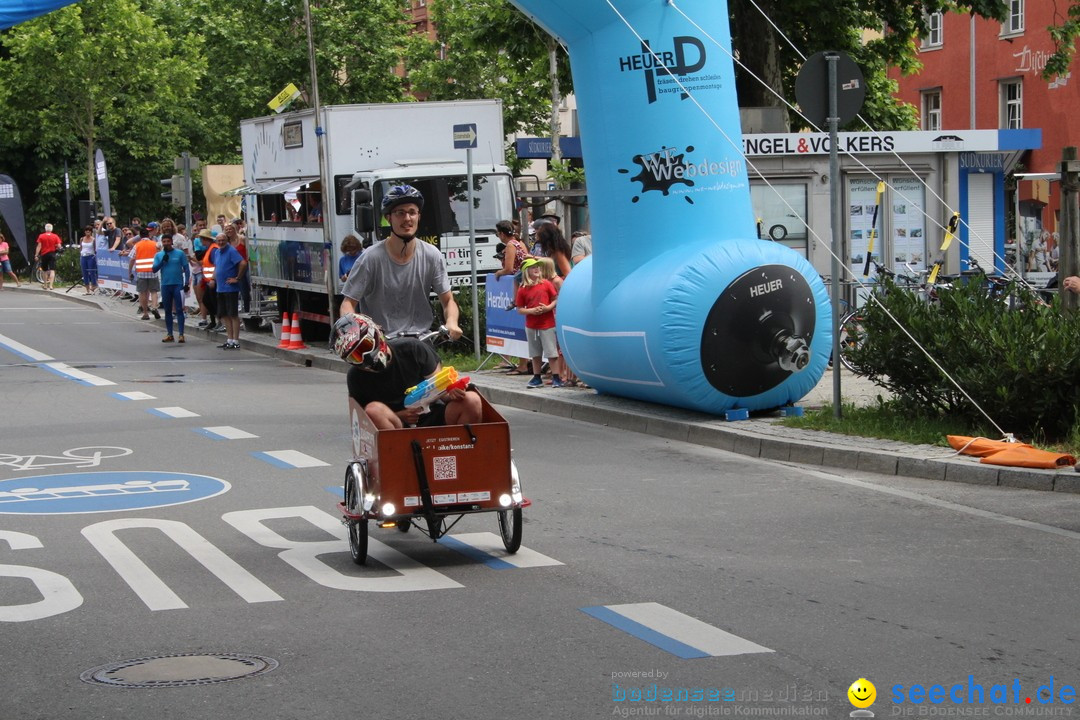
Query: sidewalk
xmin=30 ymin=284 xmax=1080 ymax=494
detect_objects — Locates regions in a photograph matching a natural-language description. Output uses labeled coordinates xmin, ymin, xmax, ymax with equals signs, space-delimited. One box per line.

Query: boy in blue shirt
xmin=207 ymin=231 xmax=247 ymax=349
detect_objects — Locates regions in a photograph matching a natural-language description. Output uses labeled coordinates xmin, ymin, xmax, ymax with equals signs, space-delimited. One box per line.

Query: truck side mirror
xmin=353 ymin=188 xmax=374 ymax=233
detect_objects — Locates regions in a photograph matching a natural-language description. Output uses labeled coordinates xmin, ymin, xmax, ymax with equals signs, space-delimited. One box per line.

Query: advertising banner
xmin=95 ymin=148 xmax=112 ymax=218
xmin=484 ymin=273 xmax=528 ymax=357
xmin=96 ymin=249 xmax=135 ymax=292
xmin=0 ymin=174 xmax=28 ymax=259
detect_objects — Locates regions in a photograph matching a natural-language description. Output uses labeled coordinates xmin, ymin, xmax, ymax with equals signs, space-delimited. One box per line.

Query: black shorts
xmin=217 ymin=291 xmax=240 ymax=317
xmin=415 ymin=403 xmax=448 ymax=427
xmin=39 ymin=252 xmax=57 ymax=271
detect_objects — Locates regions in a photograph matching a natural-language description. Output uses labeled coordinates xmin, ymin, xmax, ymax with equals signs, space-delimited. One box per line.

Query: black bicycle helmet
xmin=381 ymin=185 xmax=425 ymax=216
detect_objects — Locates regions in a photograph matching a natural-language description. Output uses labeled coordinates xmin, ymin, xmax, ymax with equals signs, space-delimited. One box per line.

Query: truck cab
xmin=351 ymin=162 xmax=516 ymax=286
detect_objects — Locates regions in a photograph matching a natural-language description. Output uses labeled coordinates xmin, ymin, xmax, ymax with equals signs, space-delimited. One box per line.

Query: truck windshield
xmin=375 ymin=174 xmax=513 ymax=238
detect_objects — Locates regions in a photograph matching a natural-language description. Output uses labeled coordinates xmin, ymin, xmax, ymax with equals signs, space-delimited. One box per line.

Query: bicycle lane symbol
xmin=0 ymin=447 xmax=133 ymax=473
xmin=0 ymin=472 xmax=230 ymax=515
xmin=0 ymin=448 xmax=230 ymax=514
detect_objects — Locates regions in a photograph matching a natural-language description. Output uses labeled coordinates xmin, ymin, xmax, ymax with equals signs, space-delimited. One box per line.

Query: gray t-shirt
xmin=571 ymin=234 xmax=592 ymax=260
xmin=341 ymin=239 xmax=451 ymax=336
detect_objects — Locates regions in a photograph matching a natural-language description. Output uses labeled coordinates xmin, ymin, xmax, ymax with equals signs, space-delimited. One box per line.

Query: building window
xmin=750 ymin=182 xmax=809 ymax=258
xmin=922 ymin=12 xmax=943 ymax=49
xmin=1000 ymin=79 xmax=1022 ymax=128
xmin=1002 ymin=0 xmax=1023 ymax=35
xmin=922 ymin=90 xmax=942 ymax=131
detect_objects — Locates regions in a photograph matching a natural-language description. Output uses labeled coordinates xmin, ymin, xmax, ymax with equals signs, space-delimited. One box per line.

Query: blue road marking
xmin=251 ymin=452 xmax=294 ymax=469
xmin=579 ymin=606 xmax=710 ymax=659
xmin=438 ymin=536 xmax=516 ymax=569
xmin=0 ymin=471 xmax=230 ymax=515
xmin=37 ymin=363 xmax=95 ymax=386
xmin=195 ymin=428 xmax=233 ymax=440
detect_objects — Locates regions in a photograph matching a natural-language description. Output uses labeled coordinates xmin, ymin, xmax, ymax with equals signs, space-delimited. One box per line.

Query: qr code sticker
xmin=432 ymin=455 xmax=457 ymax=481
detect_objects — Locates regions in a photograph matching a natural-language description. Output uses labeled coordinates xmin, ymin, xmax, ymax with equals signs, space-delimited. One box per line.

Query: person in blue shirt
xmin=339 ymin=234 xmax=362 ymax=281
xmin=208 ymin=231 xmax=247 ymax=349
xmin=152 ymin=233 xmax=192 ymax=343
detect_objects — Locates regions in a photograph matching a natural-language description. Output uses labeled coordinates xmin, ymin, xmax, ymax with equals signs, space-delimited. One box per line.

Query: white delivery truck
xmin=234 ymin=100 xmax=516 ymax=335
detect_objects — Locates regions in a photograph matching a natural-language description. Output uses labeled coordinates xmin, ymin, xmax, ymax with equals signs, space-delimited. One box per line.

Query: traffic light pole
xmin=182 ymin=152 xmax=193 ymax=231
xmin=303 ymin=0 xmax=337 ymax=335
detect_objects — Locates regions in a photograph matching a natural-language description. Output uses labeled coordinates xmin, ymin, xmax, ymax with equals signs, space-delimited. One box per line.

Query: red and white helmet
xmin=333 ymin=313 xmax=390 ymax=370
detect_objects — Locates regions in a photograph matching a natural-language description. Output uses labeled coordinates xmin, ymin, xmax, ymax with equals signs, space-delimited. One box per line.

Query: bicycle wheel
xmin=837 ymin=311 xmax=865 ymax=373
xmin=497 ymin=508 xmax=522 ymax=554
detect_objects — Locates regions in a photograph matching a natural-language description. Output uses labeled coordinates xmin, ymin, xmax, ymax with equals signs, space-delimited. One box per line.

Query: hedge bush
xmin=845 ymin=277 xmax=1080 ymax=441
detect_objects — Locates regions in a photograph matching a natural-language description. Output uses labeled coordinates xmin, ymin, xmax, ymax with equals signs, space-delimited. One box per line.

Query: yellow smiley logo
xmin=848 ymin=678 xmax=876 ymax=708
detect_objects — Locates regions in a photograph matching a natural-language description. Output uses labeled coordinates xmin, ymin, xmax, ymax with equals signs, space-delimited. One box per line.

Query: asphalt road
xmin=2 ymin=291 xmax=1079 ymax=719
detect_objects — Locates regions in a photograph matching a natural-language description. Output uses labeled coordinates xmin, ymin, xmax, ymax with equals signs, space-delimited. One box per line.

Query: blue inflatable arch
xmin=508 ymin=0 xmax=831 ymax=413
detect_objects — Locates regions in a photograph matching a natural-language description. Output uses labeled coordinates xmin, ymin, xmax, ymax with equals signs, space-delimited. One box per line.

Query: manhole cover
xmin=80 ymin=653 xmax=278 ymax=688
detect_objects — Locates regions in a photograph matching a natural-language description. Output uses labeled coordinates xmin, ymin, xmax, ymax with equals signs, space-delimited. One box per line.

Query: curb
xmin=30 ymin=285 xmax=1080 ymax=494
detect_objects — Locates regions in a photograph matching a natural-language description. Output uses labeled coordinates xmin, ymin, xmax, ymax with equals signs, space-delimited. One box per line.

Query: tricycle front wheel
xmin=344 ymin=463 xmax=369 ymax=565
xmin=498 ymin=508 xmax=522 ymax=553
xmin=348 ymin=519 xmax=368 ymax=565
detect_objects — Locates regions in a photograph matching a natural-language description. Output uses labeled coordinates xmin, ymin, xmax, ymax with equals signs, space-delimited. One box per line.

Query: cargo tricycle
xmin=340 ymin=393 xmax=526 ymax=565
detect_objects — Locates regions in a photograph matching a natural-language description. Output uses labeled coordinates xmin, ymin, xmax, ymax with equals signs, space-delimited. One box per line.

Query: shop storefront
xmin=742 ymin=129 xmax=1040 ymax=283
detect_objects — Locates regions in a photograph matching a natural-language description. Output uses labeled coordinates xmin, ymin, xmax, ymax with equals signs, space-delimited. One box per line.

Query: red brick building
xmin=891 ymin=1 xmax=1074 ymax=257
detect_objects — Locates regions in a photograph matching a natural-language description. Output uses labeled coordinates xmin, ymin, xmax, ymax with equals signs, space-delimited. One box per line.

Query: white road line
xmin=252 ymin=450 xmax=330 ymax=469
xmin=0 ymin=332 xmax=53 ymax=361
xmin=112 ymin=391 xmax=156 ymax=401
xmin=582 ymin=602 xmax=774 ymax=659
xmin=609 ymin=602 xmax=773 ymax=656
xmin=40 ymin=362 xmax=115 ymax=386
xmin=197 ymin=426 xmax=259 ymax=440
xmin=147 ymin=407 xmax=201 ymax=419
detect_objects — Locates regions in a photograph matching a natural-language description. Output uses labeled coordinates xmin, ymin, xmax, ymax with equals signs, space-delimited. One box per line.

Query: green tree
xmin=1046 ymin=2 xmax=1080 ymax=78
xmin=0 ymin=0 xmax=411 ymax=231
xmin=157 ymin=0 xmax=410 ymax=163
xmin=730 ymin=0 xmax=1008 ymax=131
xmin=403 ymin=0 xmax=573 ymax=140
xmin=0 ymin=0 xmax=204 ymax=229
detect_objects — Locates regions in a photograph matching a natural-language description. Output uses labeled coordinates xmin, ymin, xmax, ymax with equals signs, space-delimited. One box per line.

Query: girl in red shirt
xmin=514 ymin=258 xmax=562 ymax=389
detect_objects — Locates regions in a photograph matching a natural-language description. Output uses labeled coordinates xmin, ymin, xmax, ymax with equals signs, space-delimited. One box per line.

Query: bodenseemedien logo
xmin=849 ymin=678 xmax=877 ymax=718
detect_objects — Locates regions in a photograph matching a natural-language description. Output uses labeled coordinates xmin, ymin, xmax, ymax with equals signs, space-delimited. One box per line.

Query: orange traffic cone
xmin=276 ymin=312 xmax=291 ymax=349
xmin=286 ymin=312 xmax=308 ymax=350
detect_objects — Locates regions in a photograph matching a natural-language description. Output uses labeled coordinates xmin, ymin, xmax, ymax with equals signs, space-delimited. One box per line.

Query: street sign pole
xmin=467 ymin=147 xmax=479 ymax=359
xmin=453 ymin=123 xmax=481 ymax=359
xmin=827 ymin=53 xmax=842 ymax=420
xmin=302 ymin=0 xmax=337 ymax=336
xmin=795 ymin=50 xmax=864 ymax=421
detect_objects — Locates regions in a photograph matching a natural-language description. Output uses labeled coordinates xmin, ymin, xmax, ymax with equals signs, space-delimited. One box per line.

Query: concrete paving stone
xmin=996 ymin=468 xmax=1056 ymax=492
xmin=644 ymin=417 xmax=692 ymax=442
xmin=786 ymin=441 xmax=825 ymax=466
xmin=856 ymin=450 xmax=899 ymax=476
xmin=941 ymin=461 xmax=1000 ymax=486
xmin=538 ymin=396 xmax=575 ymax=419
xmin=821 ymin=445 xmax=860 ymax=470
xmin=571 ymin=405 xmax=649 ymax=433
xmin=685 ymin=425 xmax=736 ymax=452
xmin=896 ymin=456 xmax=947 ymax=481
xmin=728 ymin=432 xmax=763 ymax=458
xmin=758 ymin=437 xmax=791 ymax=462
xmin=1053 ymin=473 xmax=1080 ymax=493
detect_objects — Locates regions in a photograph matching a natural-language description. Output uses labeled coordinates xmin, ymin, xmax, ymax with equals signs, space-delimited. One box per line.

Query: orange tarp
xmin=947 ymin=436 xmax=1076 ymax=469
